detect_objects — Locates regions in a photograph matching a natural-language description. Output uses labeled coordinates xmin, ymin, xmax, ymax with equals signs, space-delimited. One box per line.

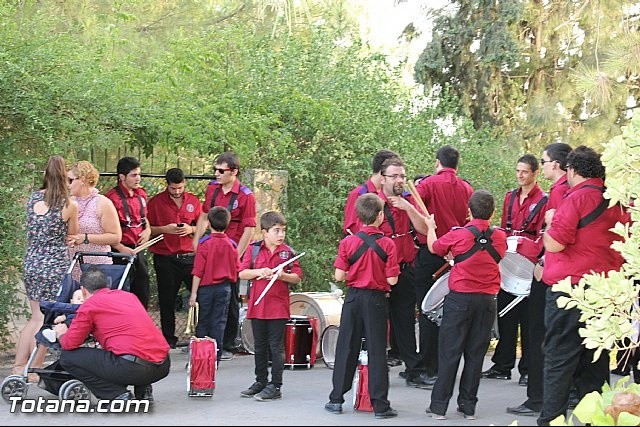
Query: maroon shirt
xmin=105 ymin=183 xmax=148 ymax=247
xmin=60 ymin=288 xmax=169 ymax=363
xmin=501 ymin=184 xmax=546 ymax=237
xmin=547 ymin=174 xmax=570 ymax=210
xmin=415 ymin=168 xmax=473 ymax=239
xmin=377 ymin=191 xmax=420 ymax=264
xmin=334 ymin=225 xmax=400 ymax=292
xmin=240 ymin=242 xmax=303 ymax=320
xmin=203 ymin=179 xmax=256 ymax=244
xmin=342 ymin=179 xmax=377 ymax=235
xmin=431 ymin=219 xmax=507 ymax=294
xmin=543 ymin=178 xmax=629 ymax=286
xmin=147 ymin=190 xmax=202 ymax=255
xmin=192 ymin=233 xmax=239 ymax=285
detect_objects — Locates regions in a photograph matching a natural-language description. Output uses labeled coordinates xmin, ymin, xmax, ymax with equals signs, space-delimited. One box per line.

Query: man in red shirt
xmin=147 ymin=168 xmax=203 ymax=349
xmin=54 ymin=266 xmax=170 ymax=402
xmin=193 ymin=152 xmax=256 ymax=359
xmin=537 ymin=146 xmax=629 ymax=425
xmin=105 ymin=156 xmax=152 ymax=309
xmin=482 ymin=154 xmax=546 ymax=385
xmin=414 ymin=145 xmax=473 ymax=382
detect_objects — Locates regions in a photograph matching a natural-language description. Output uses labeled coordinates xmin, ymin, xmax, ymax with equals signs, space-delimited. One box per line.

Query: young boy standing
xmin=423 ymin=190 xmax=507 ymax=420
xmin=238 ymin=211 xmax=302 ymax=401
xmin=325 ymin=193 xmax=400 ymax=419
xmin=190 ymin=207 xmax=239 ymax=361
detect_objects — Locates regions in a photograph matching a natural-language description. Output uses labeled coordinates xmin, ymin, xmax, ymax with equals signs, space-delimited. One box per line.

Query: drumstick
xmin=132 ymin=235 xmax=164 ymax=254
xmin=406 ymin=181 xmax=429 ymax=216
xmin=431 ymin=260 xmax=453 ymax=280
xmin=253 ymin=252 xmax=306 ymax=305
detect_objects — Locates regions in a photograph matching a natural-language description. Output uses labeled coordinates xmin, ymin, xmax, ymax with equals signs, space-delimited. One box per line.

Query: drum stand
xmin=498 ymin=295 xmax=526 ymax=318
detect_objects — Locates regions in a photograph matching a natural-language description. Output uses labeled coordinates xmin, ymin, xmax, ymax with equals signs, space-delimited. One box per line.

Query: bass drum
xmin=320 ymin=325 xmax=339 ymax=369
xmin=239 ymin=306 xmax=255 ymax=354
xmin=289 ymin=291 xmax=344 ymax=355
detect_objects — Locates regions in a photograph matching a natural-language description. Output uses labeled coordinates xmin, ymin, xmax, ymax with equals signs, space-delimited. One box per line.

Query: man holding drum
xmin=482 ymin=154 xmax=546 ymax=386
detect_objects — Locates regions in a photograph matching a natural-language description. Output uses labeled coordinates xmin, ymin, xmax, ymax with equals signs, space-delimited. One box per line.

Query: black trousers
xmin=491 ymin=288 xmax=529 ymax=375
xmin=523 ymin=278 xmax=546 ymax=410
xmin=251 ymin=318 xmax=287 ymax=387
xmin=114 ymin=245 xmax=150 ymax=309
xmin=222 ymin=279 xmax=240 ymax=351
xmin=153 ymin=253 xmax=195 ymax=347
xmin=329 ymin=287 xmax=390 ymax=413
xmin=59 ymin=347 xmax=170 ymax=399
xmin=538 ymin=289 xmax=610 ymax=425
xmin=430 ymin=291 xmax=496 ymax=416
xmin=389 ymin=264 xmax=422 ymax=378
xmin=413 ymin=247 xmax=447 ymax=377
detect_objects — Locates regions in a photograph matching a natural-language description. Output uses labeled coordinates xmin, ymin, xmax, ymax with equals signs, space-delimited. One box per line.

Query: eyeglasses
xmin=540 ymin=159 xmax=555 ymax=165
xmin=382 ymin=174 xmax=407 ymax=181
xmin=214 ymin=168 xmax=233 ymax=174
xmin=67 ymin=177 xmax=79 ymax=184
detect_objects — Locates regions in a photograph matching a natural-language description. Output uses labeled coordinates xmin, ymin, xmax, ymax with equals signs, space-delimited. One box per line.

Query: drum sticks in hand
xmin=406 ymin=181 xmax=429 ymax=216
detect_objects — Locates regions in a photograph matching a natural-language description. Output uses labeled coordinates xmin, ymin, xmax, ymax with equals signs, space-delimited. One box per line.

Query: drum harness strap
xmin=210 ymin=186 xmax=239 ymax=215
xmin=505 ymin=188 xmax=548 ymax=236
xmin=348 ymin=232 xmax=388 ymax=265
xmin=453 ymin=225 xmax=502 ymax=265
xmin=114 ymin=186 xmax=147 ymax=229
xmin=574 ymin=185 xmax=611 ymax=229
xmin=383 ymin=194 xmax=416 ymax=240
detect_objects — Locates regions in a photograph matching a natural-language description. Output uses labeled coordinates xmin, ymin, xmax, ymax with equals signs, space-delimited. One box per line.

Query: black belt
xmin=175 ymin=253 xmax=195 ymax=259
xmin=120 ymin=354 xmax=164 ymax=368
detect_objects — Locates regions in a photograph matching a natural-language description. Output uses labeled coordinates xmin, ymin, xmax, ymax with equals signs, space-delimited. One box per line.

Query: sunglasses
xmin=214 ymin=168 xmax=233 ymax=174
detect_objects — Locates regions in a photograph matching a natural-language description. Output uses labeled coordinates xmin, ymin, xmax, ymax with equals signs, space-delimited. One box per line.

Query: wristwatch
xmin=83 ymin=233 xmax=89 ymax=244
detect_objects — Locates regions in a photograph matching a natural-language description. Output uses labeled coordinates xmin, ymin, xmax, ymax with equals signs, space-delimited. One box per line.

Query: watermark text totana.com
xmin=8 ymin=397 xmax=150 ymax=413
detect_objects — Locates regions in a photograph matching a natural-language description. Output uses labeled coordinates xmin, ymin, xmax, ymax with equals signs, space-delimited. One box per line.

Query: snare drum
xmin=420 ymin=271 xmax=450 ymax=326
xmin=238 ymin=307 xmax=255 ymax=354
xmin=499 ymin=236 xmax=534 ymax=296
xmin=284 ymin=315 xmax=314 ymax=369
xmin=290 ymin=291 xmax=344 ymax=355
xmin=320 ymin=325 xmax=339 ymax=369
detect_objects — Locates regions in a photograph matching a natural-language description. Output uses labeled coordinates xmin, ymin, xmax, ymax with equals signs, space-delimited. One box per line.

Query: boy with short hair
xmin=238 ymin=211 xmax=303 ymax=401
xmin=423 ymin=190 xmax=507 ymax=420
xmin=190 ymin=206 xmax=239 ymax=361
xmin=325 ymin=193 xmax=400 ymax=419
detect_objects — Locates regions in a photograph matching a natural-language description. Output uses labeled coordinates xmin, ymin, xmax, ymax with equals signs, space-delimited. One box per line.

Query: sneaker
xmin=254 ymin=383 xmax=282 ymax=401
xmin=374 ymin=408 xmax=398 ymax=419
xmin=519 ymin=374 xmax=528 ymax=387
xmin=220 ymin=350 xmax=234 ymax=361
xmin=386 ymin=356 xmax=402 ymax=367
xmin=480 ymin=367 xmax=511 ymax=380
xmin=457 ymin=407 xmax=477 ymax=420
xmin=240 ymin=381 xmax=266 ymax=397
xmin=134 ymin=384 xmax=153 ymax=401
xmin=426 ymin=407 xmax=446 ymax=420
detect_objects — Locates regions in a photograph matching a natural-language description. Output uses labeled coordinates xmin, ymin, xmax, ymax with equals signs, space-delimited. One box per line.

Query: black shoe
xmin=113 ymin=391 xmax=132 ymax=401
xmin=240 ymin=381 xmax=266 ymax=397
xmin=398 ymin=371 xmax=407 ymax=379
xmin=386 ymin=356 xmax=402 ymax=367
xmin=254 ymin=383 xmax=281 ymax=401
xmin=568 ymin=390 xmax=580 ymax=409
xmin=134 ymin=384 xmax=153 ymax=401
xmin=374 ymin=408 xmax=398 ymax=419
xmin=611 ymin=368 xmax=631 ymax=376
xmin=406 ymin=373 xmax=436 ymax=389
xmin=481 ymin=367 xmax=511 ymax=380
xmin=324 ymin=402 xmax=343 ymax=414
xmin=518 ymin=374 xmax=528 ymax=387
xmin=506 ymin=404 xmax=539 ymax=416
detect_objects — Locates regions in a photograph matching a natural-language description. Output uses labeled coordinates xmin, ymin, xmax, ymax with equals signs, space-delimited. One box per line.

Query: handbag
xmin=185 ymin=302 xmax=199 ymax=336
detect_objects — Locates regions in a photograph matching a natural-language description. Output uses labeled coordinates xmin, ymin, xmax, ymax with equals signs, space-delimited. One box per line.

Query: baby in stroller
xmin=40 ymin=289 xmax=85 ymax=344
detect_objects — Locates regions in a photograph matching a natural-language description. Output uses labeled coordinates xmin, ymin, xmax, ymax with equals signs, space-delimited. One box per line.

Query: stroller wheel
xmin=1 ymin=375 xmax=28 ymax=402
xmin=61 ymin=380 xmax=91 ymax=401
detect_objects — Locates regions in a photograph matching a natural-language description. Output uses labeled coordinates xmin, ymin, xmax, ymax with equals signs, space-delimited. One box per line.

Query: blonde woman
xmin=13 ymin=155 xmax=79 ymax=378
xmin=67 ymin=161 xmax=122 ymax=275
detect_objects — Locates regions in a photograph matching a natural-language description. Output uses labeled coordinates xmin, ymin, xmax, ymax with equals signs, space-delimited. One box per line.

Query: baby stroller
xmin=1 ymin=251 xmax=135 ymax=403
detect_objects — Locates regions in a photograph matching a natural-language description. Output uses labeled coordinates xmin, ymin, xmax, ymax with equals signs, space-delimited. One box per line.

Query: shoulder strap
xmin=519 ymin=195 xmax=548 ymax=234
xmin=453 ymin=225 xmax=502 ymax=264
xmin=115 ymin=186 xmax=146 ymax=228
xmin=250 ymin=241 xmax=262 ymax=269
xmin=568 ymin=185 xmax=610 ymax=229
xmin=505 ymin=189 xmax=518 ymax=232
xmin=211 ymin=186 xmax=239 ymax=212
xmin=383 ymin=203 xmax=396 ymax=235
xmin=348 ymin=232 xmax=388 ymax=265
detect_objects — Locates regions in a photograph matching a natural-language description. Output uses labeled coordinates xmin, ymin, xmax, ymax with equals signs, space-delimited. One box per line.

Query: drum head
xmin=320 ymin=325 xmax=339 ymax=369
xmin=421 ymin=271 xmax=450 ymax=313
xmin=499 ymin=252 xmax=534 ymax=296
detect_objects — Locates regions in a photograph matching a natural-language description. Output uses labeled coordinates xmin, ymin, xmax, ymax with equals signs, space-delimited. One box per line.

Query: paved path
xmin=0 ymin=348 xmax=545 ymax=426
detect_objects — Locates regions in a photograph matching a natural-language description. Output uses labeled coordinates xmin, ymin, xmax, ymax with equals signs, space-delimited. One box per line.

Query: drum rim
xmin=421 ymin=271 xmax=451 ymax=313
xmin=320 ymin=325 xmax=339 ymax=369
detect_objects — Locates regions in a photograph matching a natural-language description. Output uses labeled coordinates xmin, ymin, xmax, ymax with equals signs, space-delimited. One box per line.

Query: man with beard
xmin=147 ymin=168 xmax=203 ymax=349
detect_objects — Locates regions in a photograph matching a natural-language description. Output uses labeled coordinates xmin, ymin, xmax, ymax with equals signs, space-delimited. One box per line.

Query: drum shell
xmin=289 ymin=292 xmax=343 ymax=355
xmin=499 ymin=236 xmax=534 ymax=296
xmin=284 ymin=316 xmax=314 ymax=368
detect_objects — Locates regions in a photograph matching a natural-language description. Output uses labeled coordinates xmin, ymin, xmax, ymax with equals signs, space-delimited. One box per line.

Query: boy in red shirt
xmin=189 ymin=207 xmax=239 ymax=361
xmin=325 ymin=193 xmax=400 ymax=419
xmin=238 ymin=211 xmax=303 ymax=401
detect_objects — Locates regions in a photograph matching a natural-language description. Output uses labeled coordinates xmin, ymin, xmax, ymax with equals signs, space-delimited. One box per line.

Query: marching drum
xmin=320 ymin=325 xmax=340 ymax=369
xmin=290 ymin=291 xmax=344 ymax=355
xmin=284 ymin=315 xmax=314 ymax=369
xmin=499 ymin=236 xmax=534 ymax=297
xmin=238 ymin=307 xmax=255 ymax=354
xmin=420 ymin=271 xmax=451 ymax=326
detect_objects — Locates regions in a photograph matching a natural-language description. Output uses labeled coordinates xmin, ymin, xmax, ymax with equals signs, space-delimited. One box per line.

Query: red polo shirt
xmin=334 ymin=226 xmax=400 ymax=292
xmin=543 ymin=178 xmax=628 ymax=286
xmin=431 ymin=219 xmax=507 ymax=294
xmin=192 ymin=233 xmax=239 ymax=285
xmin=241 ymin=242 xmax=303 ymax=320
xmin=378 ymin=191 xmax=420 ymax=264
xmin=203 ymin=179 xmax=256 ymax=244
xmin=60 ymin=288 xmax=169 ymax=363
xmin=147 ymin=190 xmax=202 ymax=255
xmin=415 ymin=168 xmax=473 ymax=239
xmin=342 ymin=179 xmax=377 ymax=235
xmin=105 ymin=183 xmax=148 ymax=247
